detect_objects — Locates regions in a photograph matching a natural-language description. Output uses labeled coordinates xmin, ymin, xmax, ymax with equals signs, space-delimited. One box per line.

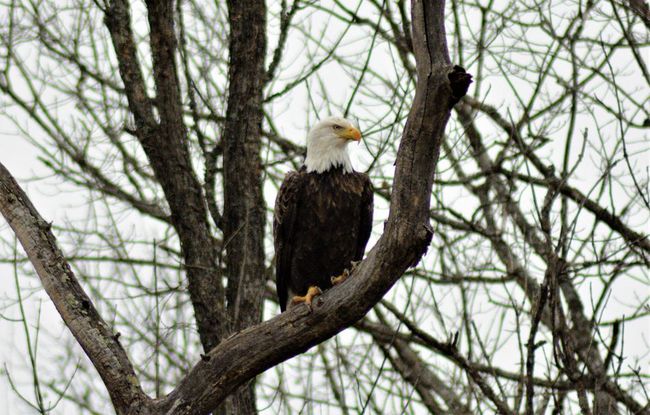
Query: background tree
xmin=0 ymin=0 xmax=648 ymax=414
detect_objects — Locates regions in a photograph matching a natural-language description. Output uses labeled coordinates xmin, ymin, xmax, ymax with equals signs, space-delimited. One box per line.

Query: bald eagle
xmin=274 ymin=117 xmax=374 ymax=312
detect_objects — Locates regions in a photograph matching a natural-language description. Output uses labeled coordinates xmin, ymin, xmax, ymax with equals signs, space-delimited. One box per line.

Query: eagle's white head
xmin=304 ymin=116 xmax=362 ymax=174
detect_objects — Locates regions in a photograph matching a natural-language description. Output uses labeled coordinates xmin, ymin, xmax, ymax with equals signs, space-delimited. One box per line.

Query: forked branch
xmin=0 ymin=1 xmax=471 ymax=414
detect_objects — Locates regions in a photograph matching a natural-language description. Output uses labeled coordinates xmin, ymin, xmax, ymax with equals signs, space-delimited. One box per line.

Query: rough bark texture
xmin=105 ymin=0 xmax=227 ymax=351
xmin=0 ymin=163 xmax=150 ymax=415
xmin=219 ymin=0 xmax=268 ymax=412
xmin=0 ymin=1 xmax=473 ymax=414
xmin=149 ymin=0 xmax=466 ymax=413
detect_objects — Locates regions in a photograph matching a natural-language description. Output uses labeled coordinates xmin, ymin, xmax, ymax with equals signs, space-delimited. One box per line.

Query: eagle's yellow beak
xmin=338 ymin=126 xmax=362 ymax=141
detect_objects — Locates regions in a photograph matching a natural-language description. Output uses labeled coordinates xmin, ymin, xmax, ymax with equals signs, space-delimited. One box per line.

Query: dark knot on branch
xmin=448 ymin=65 xmax=473 ymax=107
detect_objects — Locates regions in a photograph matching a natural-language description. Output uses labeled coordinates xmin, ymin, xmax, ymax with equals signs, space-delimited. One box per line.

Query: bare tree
xmin=0 ymin=0 xmax=648 ymax=414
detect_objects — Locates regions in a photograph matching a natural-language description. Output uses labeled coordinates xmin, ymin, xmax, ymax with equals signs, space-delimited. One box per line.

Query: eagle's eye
xmin=332 ymin=124 xmax=343 ymax=131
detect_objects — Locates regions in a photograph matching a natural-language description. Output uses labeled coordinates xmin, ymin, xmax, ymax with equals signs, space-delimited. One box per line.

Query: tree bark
xmin=105 ymin=0 xmax=228 ymax=351
xmin=219 ymin=0 xmax=268 ymax=412
xmin=0 ymin=163 xmax=150 ymax=415
xmin=151 ymin=0 xmax=469 ymax=413
xmin=0 ymin=1 xmax=473 ymax=414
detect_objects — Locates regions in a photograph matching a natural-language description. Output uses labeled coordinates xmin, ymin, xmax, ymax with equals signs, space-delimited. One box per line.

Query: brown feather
xmin=274 ymin=166 xmax=373 ymax=311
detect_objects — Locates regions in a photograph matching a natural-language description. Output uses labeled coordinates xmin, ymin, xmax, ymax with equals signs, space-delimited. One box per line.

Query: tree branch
xmin=463 ymin=97 xmax=650 ymax=257
xmin=149 ymin=0 xmax=470 ymax=412
xmin=105 ymin=0 xmax=228 ymax=351
xmin=0 ymin=162 xmax=148 ymax=414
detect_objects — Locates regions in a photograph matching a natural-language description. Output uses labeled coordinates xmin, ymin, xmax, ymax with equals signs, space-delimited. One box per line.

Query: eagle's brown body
xmin=274 ymin=166 xmax=373 ymax=311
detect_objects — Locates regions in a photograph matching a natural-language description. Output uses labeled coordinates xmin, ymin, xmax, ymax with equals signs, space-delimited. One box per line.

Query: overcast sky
xmin=1 ymin=1 xmax=648 ymax=413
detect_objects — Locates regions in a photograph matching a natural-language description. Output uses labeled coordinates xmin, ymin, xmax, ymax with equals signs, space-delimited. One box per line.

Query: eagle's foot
xmin=331 ymin=261 xmax=361 ymax=286
xmin=331 ymin=270 xmax=350 ymax=285
xmin=291 ymin=286 xmax=323 ymax=311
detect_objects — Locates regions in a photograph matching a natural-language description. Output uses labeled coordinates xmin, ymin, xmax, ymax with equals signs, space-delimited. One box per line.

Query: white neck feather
xmin=304 ymin=137 xmax=353 ymax=173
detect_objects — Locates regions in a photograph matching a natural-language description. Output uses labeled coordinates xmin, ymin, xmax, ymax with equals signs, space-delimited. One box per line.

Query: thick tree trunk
xmin=1 ymin=1 xmax=477 ymax=414
xmin=152 ymin=1 xmax=472 ymax=413
xmin=220 ymin=0 xmax=268 ymax=413
xmin=105 ymin=0 xmax=227 ymax=353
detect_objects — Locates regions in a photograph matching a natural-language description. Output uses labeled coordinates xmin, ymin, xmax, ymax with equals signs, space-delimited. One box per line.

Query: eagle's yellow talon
xmin=273 ymin=118 xmax=373 ymax=313
xmin=331 ymin=271 xmax=348 ymax=285
xmin=331 ymin=261 xmax=361 ymax=285
xmin=291 ymin=286 xmax=323 ymax=310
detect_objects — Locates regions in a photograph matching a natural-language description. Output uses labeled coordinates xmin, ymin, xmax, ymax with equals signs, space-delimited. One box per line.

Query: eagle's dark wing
xmin=354 ymin=174 xmax=374 ymax=261
xmin=273 ymin=171 xmax=304 ymax=311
